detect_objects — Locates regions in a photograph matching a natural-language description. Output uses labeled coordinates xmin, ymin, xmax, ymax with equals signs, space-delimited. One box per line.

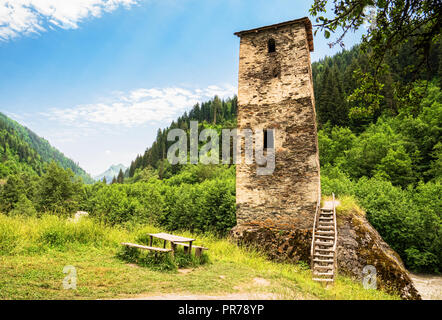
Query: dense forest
xmin=313 ymin=41 xmax=441 ymax=273
xmin=126 ymin=95 xmax=238 ymax=179
xmin=0 ymin=112 xmax=93 ymax=183
xmin=0 ymin=38 xmax=440 ymax=273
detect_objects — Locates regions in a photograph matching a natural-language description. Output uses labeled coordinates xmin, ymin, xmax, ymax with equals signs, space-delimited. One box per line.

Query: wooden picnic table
xmin=148 ymin=232 xmax=195 ymax=255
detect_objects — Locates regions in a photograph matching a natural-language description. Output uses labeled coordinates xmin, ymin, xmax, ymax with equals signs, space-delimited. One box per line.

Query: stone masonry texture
xmin=235 ymin=18 xmax=321 ymax=231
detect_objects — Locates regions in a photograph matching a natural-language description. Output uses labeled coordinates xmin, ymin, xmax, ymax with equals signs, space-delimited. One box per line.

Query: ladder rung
xmin=316 ymin=230 xmax=334 ymax=234
xmin=315 ymin=240 xmax=333 ymax=244
xmin=313 ymin=258 xmax=334 ymax=263
xmin=315 ymin=248 xmax=334 ymax=252
xmin=315 ymin=235 xmax=334 ymax=240
xmin=313 ymin=265 xmax=333 ymax=271
xmin=314 ymin=265 xmax=333 ymax=269
xmin=314 ymin=272 xmax=334 ymax=276
xmin=314 ymin=253 xmax=333 ymax=258
xmin=313 ymin=278 xmax=334 ymax=282
xmin=315 ymin=245 xmax=334 ymax=249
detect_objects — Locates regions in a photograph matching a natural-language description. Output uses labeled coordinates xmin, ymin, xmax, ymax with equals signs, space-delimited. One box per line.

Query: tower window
xmin=268 ymin=38 xmax=276 ymax=53
xmin=264 ymin=129 xmax=274 ymax=149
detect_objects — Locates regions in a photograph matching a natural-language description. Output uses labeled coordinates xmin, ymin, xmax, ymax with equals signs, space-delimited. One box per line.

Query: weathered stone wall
xmin=236 ymin=20 xmax=320 ymax=230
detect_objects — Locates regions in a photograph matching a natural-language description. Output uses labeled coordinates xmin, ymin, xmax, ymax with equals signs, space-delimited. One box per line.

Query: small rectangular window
xmin=264 ymin=129 xmax=274 ymax=149
xmin=268 ymin=38 xmax=276 ymax=53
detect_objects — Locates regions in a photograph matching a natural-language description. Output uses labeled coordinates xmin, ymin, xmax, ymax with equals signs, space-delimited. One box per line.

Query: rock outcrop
xmin=68 ymin=211 xmax=89 ymax=223
xmin=231 ymin=221 xmax=312 ymax=264
xmin=336 ymin=211 xmax=421 ymax=300
xmin=231 ymin=206 xmax=421 ymax=300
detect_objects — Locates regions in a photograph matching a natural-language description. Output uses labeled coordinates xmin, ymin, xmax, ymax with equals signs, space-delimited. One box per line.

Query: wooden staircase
xmin=311 ymin=193 xmax=337 ymax=283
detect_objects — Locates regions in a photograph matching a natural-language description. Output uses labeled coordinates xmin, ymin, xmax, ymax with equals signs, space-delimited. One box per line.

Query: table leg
xmin=188 ymin=241 xmax=193 ymax=255
xmin=163 ymin=240 xmax=166 ymax=248
xmin=149 ymin=235 xmax=153 ymax=247
xmin=171 ymin=242 xmax=177 ymax=256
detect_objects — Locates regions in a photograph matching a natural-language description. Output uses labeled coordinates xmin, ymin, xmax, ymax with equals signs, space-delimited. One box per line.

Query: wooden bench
xmin=121 ymin=242 xmax=172 ymax=254
xmin=175 ymin=242 xmax=208 ymax=257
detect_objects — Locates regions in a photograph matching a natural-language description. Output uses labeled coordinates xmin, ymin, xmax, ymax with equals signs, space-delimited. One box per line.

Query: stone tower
xmin=234 ymin=17 xmax=321 ymax=232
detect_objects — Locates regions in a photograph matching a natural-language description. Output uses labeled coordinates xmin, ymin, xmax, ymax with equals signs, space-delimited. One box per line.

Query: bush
xmin=354 ymin=178 xmax=441 ymax=273
xmin=117 ymin=244 xmax=208 ymax=272
xmin=321 ymin=165 xmax=441 ymax=273
xmin=0 ymin=214 xmax=22 ymax=254
xmin=85 ymin=166 xmax=236 ymax=235
xmin=9 ymin=194 xmax=37 ymax=217
xmin=321 ymin=165 xmax=355 ymax=196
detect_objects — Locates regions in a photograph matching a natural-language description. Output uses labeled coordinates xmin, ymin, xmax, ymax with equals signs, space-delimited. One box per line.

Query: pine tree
xmin=102 ymin=176 xmax=107 ymax=184
xmin=317 ymin=65 xmax=348 ymax=127
xmin=212 ymin=96 xmax=222 ymax=124
xmin=111 ymin=176 xmax=117 ymax=184
xmin=117 ymin=169 xmax=124 ymax=184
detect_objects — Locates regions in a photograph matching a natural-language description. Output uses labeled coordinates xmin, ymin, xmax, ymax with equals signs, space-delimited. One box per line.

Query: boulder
xmin=68 ymin=211 xmax=89 ymax=223
xmin=336 ymin=210 xmax=421 ymax=300
xmin=231 ymin=220 xmax=312 ymax=264
xmin=231 ymin=208 xmax=421 ymax=300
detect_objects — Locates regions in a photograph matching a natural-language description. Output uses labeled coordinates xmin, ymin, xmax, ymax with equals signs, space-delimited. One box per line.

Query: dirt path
xmin=119 ymin=277 xmax=281 ymax=300
xmin=124 ymin=293 xmax=278 ymax=300
xmin=410 ymin=273 xmax=442 ymax=300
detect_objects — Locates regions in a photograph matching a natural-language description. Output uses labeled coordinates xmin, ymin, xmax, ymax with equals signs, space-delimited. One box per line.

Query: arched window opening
xmin=268 ymin=38 xmax=276 ymax=53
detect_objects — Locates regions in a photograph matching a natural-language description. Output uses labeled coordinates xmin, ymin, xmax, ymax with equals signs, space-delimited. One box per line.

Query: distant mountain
xmin=0 ymin=112 xmax=94 ymax=183
xmin=94 ymin=164 xmax=127 ymax=183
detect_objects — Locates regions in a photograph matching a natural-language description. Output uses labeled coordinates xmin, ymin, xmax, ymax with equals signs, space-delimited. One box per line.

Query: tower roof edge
xmin=234 ymin=17 xmax=314 ymax=52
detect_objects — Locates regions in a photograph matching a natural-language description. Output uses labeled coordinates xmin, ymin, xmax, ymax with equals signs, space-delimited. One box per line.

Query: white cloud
xmin=0 ymin=0 xmax=139 ymax=41
xmin=46 ymin=84 xmax=237 ymax=127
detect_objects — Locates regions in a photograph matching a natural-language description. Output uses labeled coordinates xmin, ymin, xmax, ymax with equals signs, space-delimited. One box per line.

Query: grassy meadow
xmin=0 ymin=213 xmax=398 ymax=300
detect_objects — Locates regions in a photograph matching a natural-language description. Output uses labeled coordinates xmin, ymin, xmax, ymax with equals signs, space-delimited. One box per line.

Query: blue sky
xmin=0 ymin=0 xmax=364 ymax=176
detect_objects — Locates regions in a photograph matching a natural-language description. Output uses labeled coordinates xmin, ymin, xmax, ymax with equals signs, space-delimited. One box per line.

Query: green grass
xmin=0 ymin=214 xmax=398 ymax=300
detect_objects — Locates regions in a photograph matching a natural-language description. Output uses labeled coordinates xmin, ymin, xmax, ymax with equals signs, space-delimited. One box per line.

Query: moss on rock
xmin=336 ymin=206 xmax=421 ymax=300
xmin=231 ymin=200 xmax=421 ymax=300
xmin=230 ymin=220 xmax=312 ymax=264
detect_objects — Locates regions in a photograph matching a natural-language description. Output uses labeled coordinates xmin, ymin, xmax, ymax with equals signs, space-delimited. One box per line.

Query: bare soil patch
xmin=410 ymin=273 xmax=442 ymax=300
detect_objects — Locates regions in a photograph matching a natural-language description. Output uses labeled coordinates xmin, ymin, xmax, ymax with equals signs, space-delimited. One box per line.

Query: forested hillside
xmin=126 ymin=95 xmax=237 ymax=178
xmin=313 ymin=39 xmax=442 ymax=130
xmin=0 ymin=112 xmax=93 ymax=183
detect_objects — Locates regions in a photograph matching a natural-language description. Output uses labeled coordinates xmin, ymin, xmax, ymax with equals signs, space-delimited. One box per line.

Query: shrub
xmin=0 ymin=214 xmax=22 ymax=254
xmin=117 ymin=245 xmax=208 ymax=272
xmin=86 ymin=166 xmax=236 ymax=235
xmin=9 ymin=194 xmax=37 ymax=217
xmin=321 ymin=165 xmax=355 ymax=196
xmin=354 ymin=178 xmax=441 ymax=273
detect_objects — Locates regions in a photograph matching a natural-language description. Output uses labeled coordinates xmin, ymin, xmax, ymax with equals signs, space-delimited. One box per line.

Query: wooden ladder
xmin=311 ymin=193 xmax=338 ymax=283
